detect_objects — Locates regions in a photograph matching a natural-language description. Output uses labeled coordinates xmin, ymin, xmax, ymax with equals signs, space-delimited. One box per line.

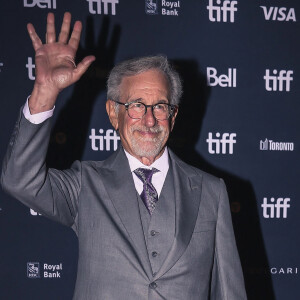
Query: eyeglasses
xmin=112 ymin=100 xmax=177 ymax=121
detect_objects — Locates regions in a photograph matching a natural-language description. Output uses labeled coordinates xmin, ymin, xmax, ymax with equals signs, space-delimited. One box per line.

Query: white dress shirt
xmin=23 ymin=98 xmax=169 ymax=196
xmin=124 ymin=148 xmax=169 ymax=197
xmin=23 ymin=97 xmax=54 ymax=124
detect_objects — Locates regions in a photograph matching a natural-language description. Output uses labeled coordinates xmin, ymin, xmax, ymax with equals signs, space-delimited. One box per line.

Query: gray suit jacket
xmin=1 ymin=111 xmax=247 ymax=300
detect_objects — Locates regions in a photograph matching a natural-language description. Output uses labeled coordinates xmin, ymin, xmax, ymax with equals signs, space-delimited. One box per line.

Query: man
xmin=1 ymin=12 xmax=247 ymax=299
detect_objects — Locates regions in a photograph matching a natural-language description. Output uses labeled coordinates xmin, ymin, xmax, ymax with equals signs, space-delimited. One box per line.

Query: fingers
xmin=68 ymin=20 xmax=82 ymax=50
xmin=27 ymin=23 xmax=42 ymax=51
xmin=73 ymin=55 xmax=96 ymax=80
xmin=46 ymin=12 xmax=56 ymax=43
xmin=58 ymin=12 xmax=71 ymax=44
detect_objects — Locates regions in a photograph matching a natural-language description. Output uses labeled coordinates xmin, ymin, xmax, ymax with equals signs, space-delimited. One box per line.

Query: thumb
xmin=73 ymin=55 xmax=96 ymax=81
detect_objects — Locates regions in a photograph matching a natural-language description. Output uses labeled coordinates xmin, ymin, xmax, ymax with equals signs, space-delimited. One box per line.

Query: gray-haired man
xmin=1 ymin=12 xmax=247 ymax=299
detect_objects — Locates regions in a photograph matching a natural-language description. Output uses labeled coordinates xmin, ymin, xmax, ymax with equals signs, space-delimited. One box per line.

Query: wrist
xmin=29 ymin=85 xmax=59 ymax=114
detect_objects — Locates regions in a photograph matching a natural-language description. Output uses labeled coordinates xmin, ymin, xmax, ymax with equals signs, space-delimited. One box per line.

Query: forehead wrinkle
xmin=120 ymin=70 xmax=170 ymax=103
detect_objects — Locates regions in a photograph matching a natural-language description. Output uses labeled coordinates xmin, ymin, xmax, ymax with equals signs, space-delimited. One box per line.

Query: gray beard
xmin=129 ymin=125 xmax=168 ymax=158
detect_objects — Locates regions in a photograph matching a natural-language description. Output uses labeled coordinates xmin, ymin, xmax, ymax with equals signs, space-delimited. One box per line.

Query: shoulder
xmin=79 ymin=146 xmax=127 ymax=171
xmin=168 ymin=149 xmax=223 ymax=186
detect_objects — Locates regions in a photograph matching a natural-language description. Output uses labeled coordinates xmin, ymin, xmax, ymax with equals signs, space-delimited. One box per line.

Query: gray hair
xmin=107 ymin=55 xmax=182 ymax=107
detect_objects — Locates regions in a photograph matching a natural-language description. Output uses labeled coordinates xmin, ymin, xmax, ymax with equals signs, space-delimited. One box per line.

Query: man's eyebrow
xmin=126 ymin=98 xmax=143 ymax=103
xmin=127 ymin=98 xmax=169 ymax=104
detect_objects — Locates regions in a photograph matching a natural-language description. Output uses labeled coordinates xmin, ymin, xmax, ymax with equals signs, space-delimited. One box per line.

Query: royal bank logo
xmin=145 ymin=0 xmax=181 ymax=16
xmin=23 ymin=0 xmax=57 ymax=9
xmin=207 ymin=0 xmax=238 ymax=23
xmin=264 ymin=69 xmax=293 ymax=92
xmin=87 ymin=0 xmax=119 ymax=15
xmin=145 ymin=0 xmax=158 ymax=15
xmin=89 ymin=128 xmax=120 ymax=151
xmin=261 ymin=197 xmax=290 ymax=219
xmin=27 ymin=262 xmax=63 ymax=278
xmin=207 ymin=67 xmax=237 ymax=87
xmin=27 ymin=262 xmax=40 ymax=278
xmin=206 ymin=132 xmax=236 ymax=154
xmin=26 ymin=57 xmax=35 ymax=80
xmin=260 ymin=6 xmax=296 ymax=22
xmin=260 ymin=138 xmax=294 ymax=151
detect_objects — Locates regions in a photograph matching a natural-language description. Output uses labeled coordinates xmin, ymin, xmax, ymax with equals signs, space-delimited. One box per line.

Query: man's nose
xmin=142 ymin=107 xmax=156 ymax=127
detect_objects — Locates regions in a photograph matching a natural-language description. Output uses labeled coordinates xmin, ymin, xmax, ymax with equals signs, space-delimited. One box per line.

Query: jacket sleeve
xmin=210 ymin=179 xmax=247 ymax=300
xmin=1 ymin=109 xmax=81 ymax=231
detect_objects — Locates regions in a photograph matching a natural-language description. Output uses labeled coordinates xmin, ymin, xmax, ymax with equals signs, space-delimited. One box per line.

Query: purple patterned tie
xmin=134 ymin=168 xmax=159 ymax=215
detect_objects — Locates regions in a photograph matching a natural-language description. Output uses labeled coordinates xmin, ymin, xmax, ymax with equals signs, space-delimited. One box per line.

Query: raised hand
xmin=28 ymin=12 xmax=95 ymax=114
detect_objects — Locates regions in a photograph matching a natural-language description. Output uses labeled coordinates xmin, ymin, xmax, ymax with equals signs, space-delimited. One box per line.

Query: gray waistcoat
xmin=137 ymin=165 xmax=176 ymax=276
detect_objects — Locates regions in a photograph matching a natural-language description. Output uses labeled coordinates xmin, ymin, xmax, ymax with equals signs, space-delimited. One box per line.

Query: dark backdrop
xmin=0 ymin=1 xmax=299 ymax=299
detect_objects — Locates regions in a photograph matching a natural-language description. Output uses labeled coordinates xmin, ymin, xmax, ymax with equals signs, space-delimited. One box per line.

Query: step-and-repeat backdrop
xmin=0 ymin=1 xmax=299 ymax=299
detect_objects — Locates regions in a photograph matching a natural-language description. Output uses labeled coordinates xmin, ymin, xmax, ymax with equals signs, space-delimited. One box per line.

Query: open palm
xmin=27 ymin=12 xmax=95 ymax=111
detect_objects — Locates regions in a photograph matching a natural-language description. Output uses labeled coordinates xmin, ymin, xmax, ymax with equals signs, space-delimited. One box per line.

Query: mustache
xmin=130 ymin=125 xmax=163 ymax=134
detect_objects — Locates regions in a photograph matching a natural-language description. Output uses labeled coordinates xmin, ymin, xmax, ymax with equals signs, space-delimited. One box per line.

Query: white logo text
xmin=264 ymin=69 xmax=293 ymax=92
xmin=260 ymin=6 xmax=296 ymax=22
xmin=207 ymin=0 xmax=238 ymax=23
xmin=207 ymin=67 xmax=236 ymax=87
xmin=89 ymin=129 xmax=120 ymax=151
xmin=87 ymin=0 xmax=119 ymax=15
xmin=24 ymin=0 xmax=56 ymax=9
xmin=261 ymin=197 xmax=290 ymax=219
xmin=260 ymin=138 xmax=294 ymax=151
xmin=206 ymin=132 xmax=236 ymax=154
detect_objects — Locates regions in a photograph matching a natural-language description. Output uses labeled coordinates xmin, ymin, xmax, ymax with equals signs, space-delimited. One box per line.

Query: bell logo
xmin=86 ymin=0 xmax=119 ymax=15
xmin=260 ymin=6 xmax=296 ymax=22
xmin=206 ymin=132 xmax=236 ymax=154
xmin=207 ymin=67 xmax=237 ymax=87
xmin=23 ymin=0 xmax=56 ymax=9
xmin=261 ymin=198 xmax=290 ymax=219
xmin=207 ymin=0 xmax=238 ymax=23
xmin=264 ymin=69 xmax=293 ymax=92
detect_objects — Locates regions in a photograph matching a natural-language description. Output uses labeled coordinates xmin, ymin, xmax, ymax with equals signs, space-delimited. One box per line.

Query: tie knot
xmin=134 ymin=168 xmax=159 ymax=184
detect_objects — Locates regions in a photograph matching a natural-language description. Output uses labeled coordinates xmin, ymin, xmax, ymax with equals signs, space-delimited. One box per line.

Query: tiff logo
xmin=264 ymin=69 xmax=293 ymax=92
xmin=89 ymin=129 xmax=120 ymax=151
xmin=26 ymin=57 xmax=35 ymax=80
xmin=24 ymin=0 xmax=56 ymax=9
xmin=260 ymin=6 xmax=296 ymax=22
xmin=87 ymin=0 xmax=119 ymax=15
xmin=206 ymin=132 xmax=236 ymax=154
xmin=260 ymin=138 xmax=294 ymax=151
xmin=207 ymin=67 xmax=236 ymax=87
xmin=261 ymin=197 xmax=290 ymax=218
xmin=207 ymin=0 xmax=238 ymax=23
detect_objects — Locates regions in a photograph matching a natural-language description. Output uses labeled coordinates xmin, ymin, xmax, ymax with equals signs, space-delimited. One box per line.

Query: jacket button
xmin=150 ymin=282 xmax=157 ymax=289
xmin=152 ymin=251 xmax=158 ymax=257
xmin=150 ymin=230 xmax=157 ymax=236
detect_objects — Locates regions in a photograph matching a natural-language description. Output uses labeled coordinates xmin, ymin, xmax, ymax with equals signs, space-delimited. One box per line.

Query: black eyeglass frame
xmin=112 ymin=99 xmax=178 ymax=120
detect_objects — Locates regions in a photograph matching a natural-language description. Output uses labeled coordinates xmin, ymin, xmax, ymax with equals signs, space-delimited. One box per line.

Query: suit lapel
xmin=155 ymin=151 xmax=203 ymax=279
xmin=98 ymin=148 xmax=152 ymax=280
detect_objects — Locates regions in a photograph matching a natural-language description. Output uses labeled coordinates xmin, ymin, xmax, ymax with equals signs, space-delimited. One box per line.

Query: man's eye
xmin=155 ymin=104 xmax=167 ymax=110
xmin=130 ymin=103 xmax=144 ymax=110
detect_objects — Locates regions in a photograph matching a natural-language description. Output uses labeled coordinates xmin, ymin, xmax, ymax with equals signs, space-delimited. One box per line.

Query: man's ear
xmin=170 ymin=107 xmax=178 ymax=131
xmin=106 ymin=100 xmax=119 ymax=130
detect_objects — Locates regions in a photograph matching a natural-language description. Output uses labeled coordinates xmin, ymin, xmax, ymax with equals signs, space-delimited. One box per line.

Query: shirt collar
xmin=124 ymin=147 xmax=169 ymax=175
